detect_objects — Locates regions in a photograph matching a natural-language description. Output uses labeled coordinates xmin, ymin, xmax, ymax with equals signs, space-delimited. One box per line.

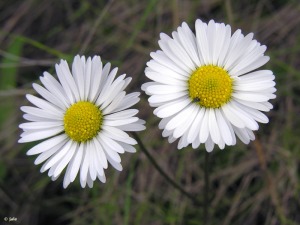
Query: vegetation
xmin=0 ymin=0 xmax=300 ymax=224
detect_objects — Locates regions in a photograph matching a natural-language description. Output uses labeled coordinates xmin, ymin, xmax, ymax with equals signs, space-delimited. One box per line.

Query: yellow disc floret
xmin=64 ymin=101 xmax=102 ymax=142
xmin=188 ymin=65 xmax=233 ymax=108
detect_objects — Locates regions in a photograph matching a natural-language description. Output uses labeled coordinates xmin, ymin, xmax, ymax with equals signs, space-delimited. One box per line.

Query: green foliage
xmin=0 ymin=37 xmax=22 ymax=127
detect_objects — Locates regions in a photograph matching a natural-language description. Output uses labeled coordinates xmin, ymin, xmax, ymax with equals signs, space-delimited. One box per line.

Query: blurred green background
xmin=0 ymin=0 xmax=300 ymax=224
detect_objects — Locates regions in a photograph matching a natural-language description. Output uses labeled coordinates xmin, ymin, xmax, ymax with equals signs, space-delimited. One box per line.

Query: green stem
xmin=204 ymin=150 xmax=210 ymax=225
xmin=132 ymin=132 xmax=202 ymax=206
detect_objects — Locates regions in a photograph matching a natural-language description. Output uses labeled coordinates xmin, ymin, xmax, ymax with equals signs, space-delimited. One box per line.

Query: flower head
xmin=142 ymin=19 xmax=276 ymax=152
xmin=19 ymin=55 xmax=145 ymax=188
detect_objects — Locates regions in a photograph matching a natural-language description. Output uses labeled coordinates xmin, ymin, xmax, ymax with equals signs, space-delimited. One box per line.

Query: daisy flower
xmin=19 ymin=55 xmax=145 ymax=188
xmin=142 ymin=19 xmax=276 ymax=152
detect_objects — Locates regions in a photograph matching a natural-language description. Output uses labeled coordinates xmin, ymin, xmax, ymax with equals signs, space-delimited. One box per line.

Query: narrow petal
xmin=187 ymin=107 xmax=205 ymax=143
xmin=33 ymin=83 xmax=67 ymax=110
xmin=154 ymin=97 xmax=191 ymax=118
xmin=20 ymin=121 xmax=63 ymax=130
xmin=26 ymin=134 xmax=67 ymax=155
xmin=41 ymin=140 xmax=73 ymax=172
xmin=80 ymin=143 xmax=90 ymax=187
xmin=53 ymin=141 xmax=77 ymax=177
xmin=93 ymin=138 xmax=108 ymax=169
xmin=19 ymin=127 xmax=64 ymax=143
xmin=69 ymin=143 xmax=84 ymax=182
xmin=208 ymin=109 xmax=220 ymax=143
xmin=34 ymin=139 xmax=67 ymax=165
xmin=215 ymin=109 xmax=233 ymax=145
xmin=199 ymin=109 xmax=209 ymax=143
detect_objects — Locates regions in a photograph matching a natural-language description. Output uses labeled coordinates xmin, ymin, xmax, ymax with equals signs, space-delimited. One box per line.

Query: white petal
xmin=178 ymin=132 xmax=189 ymax=149
xmin=158 ymin=36 xmax=192 ymax=74
xmin=20 ymin=121 xmax=63 ymax=130
xmin=101 ymin=133 xmax=125 ymax=153
xmin=89 ymin=56 xmax=103 ymax=102
xmin=217 ymin=24 xmax=232 ymax=66
xmin=34 ymin=139 xmax=67 ymax=165
xmin=95 ymin=67 xmax=118 ymax=106
xmin=104 ymin=109 xmax=138 ymax=120
xmin=19 ymin=126 xmax=64 ymax=143
xmin=102 ymin=91 xmax=126 ymax=115
xmin=99 ymin=62 xmax=111 ymax=91
xmin=69 ymin=143 xmax=84 ymax=182
xmin=33 ymin=83 xmax=67 ymax=110
xmin=116 ymin=122 xmax=146 ymax=132
xmin=93 ymin=148 xmax=105 ymax=177
xmin=205 ymin=136 xmax=214 ymax=152
xmin=98 ymin=173 xmax=106 ymax=183
xmin=168 ymin=36 xmax=196 ymax=71
xmin=154 ymin=97 xmax=191 ymax=118
xmin=173 ymin=104 xmax=200 ymax=140
xmin=192 ymin=135 xmax=201 ymax=149
xmin=20 ymin=106 xmax=62 ymax=121
xmin=233 ymin=127 xmax=251 ymax=144
xmin=104 ymin=117 xmax=139 ymax=127
xmin=60 ymin=59 xmax=81 ymax=100
xmin=234 ymin=99 xmax=272 ymax=112
xmin=63 ymin=159 xmax=73 ymax=188
xmin=146 ymin=84 xmax=187 ymax=95
xmin=98 ymin=135 xmax=121 ymax=163
xmin=105 ymin=152 xmax=123 ymax=171
xmin=55 ymin=62 xmax=76 ymax=104
xmin=53 ymin=141 xmax=77 ymax=177
xmin=232 ymin=92 xmax=270 ymax=102
xmin=187 ymin=107 xmax=205 ymax=143
xmin=224 ymin=33 xmax=254 ymax=71
xmin=195 ymin=19 xmax=210 ymax=64
xmin=218 ymin=138 xmax=225 ymax=149
xmin=41 ymin=140 xmax=73 ymax=172
xmin=234 ymin=81 xmax=275 ymax=91
xmin=199 ymin=109 xmax=209 ymax=143
xmin=80 ymin=143 xmax=90 ymax=187
xmin=26 ymin=134 xmax=67 ymax=155
xmin=118 ymin=142 xmax=136 ymax=153
xmin=222 ymin=103 xmax=246 ymax=128
xmin=93 ymin=138 xmax=108 ymax=169
xmin=212 ymin=23 xmax=226 ymax=65
xmin=72 ymin=55 xmax=85 ymax=101
xmin=148 ymin=92 xmax=187 ymax=104
xmin=112 ymin=92 xmax=140 ymax=113
xmin=22 ymin=114 xmax=56 ymax=122
xmin=86 ymin=172 xmax=94 ymax=188
xmin=101 ymin=126 xmax=137 ymax=145
xmin=162 ymin=128 xmax=173 ymax=138
xmin=238 ymin=70 xmax=274 ymax=81
xmin=229 ymin=45 xmax=267 ymax=76
xmin=84 ymin=57 xmax=92 ymax=100
xmin=206 ymin=20 xmax=217 ymax=63
xmin=146 ymin=70 xmax=187 ymax=86
xmin=208 ymin=108 xmax=220 ymax=143
xmin=234 ymin=101 xmax=269 ymax=123
xmin=165 ymin=104 xmax=195 ymax=132
xmin=100 ymin=76 xmax=126 ymax=109
xmin=215 ymin=109 xmax=233 ymax=145
xmin=146 ymin=59 xmax=187 ymax=80
xmin=177 ymin=22 xmax=201 ymax=65
xmin=40 ymin=72 xmax=71 ymax=106
xmin=88 ymin=145 xmax=97 ymax=181
xmin=235 ymin=56 xmax=270 ymax=76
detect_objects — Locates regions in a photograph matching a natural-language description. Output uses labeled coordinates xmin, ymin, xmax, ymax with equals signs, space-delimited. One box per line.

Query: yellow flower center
xmin=188 ymin=65 xmax=233 ymax=108
xmin=64 ymin=101 xmax=102 ymax=142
